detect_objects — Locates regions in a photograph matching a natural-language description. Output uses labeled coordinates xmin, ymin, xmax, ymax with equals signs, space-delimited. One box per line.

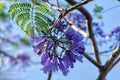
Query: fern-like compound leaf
xmin=9 ymin=2 xmax=55 ymax=37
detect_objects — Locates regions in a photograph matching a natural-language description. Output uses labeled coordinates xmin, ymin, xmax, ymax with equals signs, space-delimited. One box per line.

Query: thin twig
xmin=48 ymin=0 xmax=92 ymax=30
xmin=0 ymin=50 xmax=13 ymax=58
xmin=109 ymin=57 xmax=120 ymax=71
xmin=88 ymin=49 xmax=113 ymax=55
xmin=97 ymin=46 xmax=120 ymax=80
xmin=47 ymin=70 xmax=52 ymax=80
xmin=86 ymin=18 xmax=102 ymax=65
xmin=44 ymin=0 xmax=62 ymax=11
xmin=83 ymin=53 xmax=103 ymax=69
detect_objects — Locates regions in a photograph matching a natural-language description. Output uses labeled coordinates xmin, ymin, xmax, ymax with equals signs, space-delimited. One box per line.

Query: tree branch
xmin=47 ymin=70 xmax=52 ymax=80
xmin=0 ymin=50 xmax=13 ymax=58
xmin=47 ymin=0 xmax=92 ymax=30
xmin=109 ymin=57 xmax=120 ymax=71
xmin=43 ymin=0 xmax=62 ymax=11
xmin=83 ymin=53 xmax=103 ymax=69
xmin=97 ymin=46 xmax=120 ymax=80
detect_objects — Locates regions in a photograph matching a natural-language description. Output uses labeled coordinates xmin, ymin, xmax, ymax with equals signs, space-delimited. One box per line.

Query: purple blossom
xmin=113 ymin=27 xmax=120 ymax=37
xmin=7 ymin=53 xmax=30 ymax=67
xmin=62 ymin=51 xmax=76 ymax=68
xmin=33 ymin=42 xmax=45 ymax=54
xmin=58 ymin=59 xmax=69 ymax=76
xmin=72 ymin=32 xmax=83 ymax=42
xmin=40 ymin=50 xmax=49 ymax=65
xmin=42 ymin=57 xmax=58 ymax=73
xmin=8 ymin=57 xmax=18 ymax=66
xmin=55 ymin=21 xmax=67 ymax=31
xmin=17 ymin=54 xmax=30 ymax=67
xmin=65 ymin=28 xmax=75 ymax=39
xmin=95 ymin=27 xmax=105 ymax=37
xmin=65 ymin=11 xmax=86 ymax=31
xmin=31 ymin=19 xmax=85 ymax=76
xmin=69 ymin=41 xmax=85 ymax=54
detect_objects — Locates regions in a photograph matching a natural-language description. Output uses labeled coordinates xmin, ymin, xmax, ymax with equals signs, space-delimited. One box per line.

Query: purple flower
xmin=7 ymin=53 xmax=30 ymax=68
xmin=65 ymin=12 xmax=85 ymax=24
xmin=31 ymin=36 xmax=45 ymax=45
xmin=71 ymin=53 xmax=83 ymax=62
xmin=95 ymin=27 xmax=105 ymax=37
xmin=55 ymin=21 xmax=67 ymax=31
xmin=69 ymin=41 xmax=85 ymax=54
xmin=58 ymin=59 xmax=69 ymax=76
xmin=8 ymin=57 xmax=18 ymax=66
xmin=72 ymin=32 xmax=83 ymax=42
xmin=33 ymin=42 xmax=45 ymax=54
xmin=40 ymin=50 xmax=49 ymax=65
xmin=62 ymin=51 xmax=76 ymax=68
xmin=65 ymin=28 xmax=75 ymax=39
xmin=31 ymin=19 xmax=85 ymax=76
xmin=17 ymin=54 xmax=30 ymax=67
xmin=42 ymin=57 xmax=58 ymax=73
xmin=113 ymin=26 xmax=120 ymax=33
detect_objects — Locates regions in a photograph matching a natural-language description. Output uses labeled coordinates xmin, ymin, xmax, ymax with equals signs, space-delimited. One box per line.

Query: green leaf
xmin=93 ymin=4 xmax=103 ymax=14
xmin=9 ymin=2 xmax=55 ymax=37
xmin=36 ymin=6 xmax=54 ymax=18
xmin=20 ymin=17 xmax=30 ymax=30
xmin=26 ymin=23 xmax=34 ymax=37
xmin=35 ymin=12 xmax=49 ymax=21
xmin=11 ymin=8 xmax=30 ymax=19
xmin=20 ymin=38 xmax=30 ymax=46
xmin=15 ymin=13 xmax=29 ymax=25
xmin=9 ymin=3 xmax=31 ymax=13
xmin=34 ymin=16 xmax=48 ymax=30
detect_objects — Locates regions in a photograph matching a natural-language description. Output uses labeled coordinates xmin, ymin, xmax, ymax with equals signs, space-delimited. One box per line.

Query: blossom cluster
xmin=31 ymin=11 xmax=120 ymax=76
xmin=65 ymin=11 xmax=120 ymax=48
xmin=31 ymin=19 xmax=85 ymax=75
xmin=7 ymin=53 xmax=30 ymax=68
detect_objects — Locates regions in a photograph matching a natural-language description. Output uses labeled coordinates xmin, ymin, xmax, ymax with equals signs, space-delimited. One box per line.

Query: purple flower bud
xmin=8 ymin=57 xmax=18 ymax=66
xmin=72 ymin=32 xmax=83 ymax=42
xmin=41 ymin=57 xmax=58 ymax=73
xmin=58 ymin=60 xmax=69 ymax=76
xmin=33 ymin=42 xmax=45 ymax=54
xmin=55 ymin=21 xmax=67 ymax=31
xmin=17 ymin=54 xmax=30 ymax=67
xmin=62 ymin=51 xmax=76 ymax=68
xmin=40 ymin=50 xmax=49 ymax=65
xmin=31 ymin=36 xmax=45 ymax=45
xmin=65 ymin=28 xmax=75 ymax=39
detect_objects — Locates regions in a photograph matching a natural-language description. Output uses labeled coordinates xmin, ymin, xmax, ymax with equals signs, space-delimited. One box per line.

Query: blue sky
xmin=1 ymin=0 xmax=120 ymax=80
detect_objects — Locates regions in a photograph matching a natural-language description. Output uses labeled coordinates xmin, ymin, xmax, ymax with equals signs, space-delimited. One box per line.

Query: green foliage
xmin=93 ymin=4 xmax=103 ymax=19
xmin=20 ymin=38 xmax=30 ymax=46
xmin=0 ymin=3 xmax=10 ymax=20
xmin=9 ymin=1 xmax=55 ymax=37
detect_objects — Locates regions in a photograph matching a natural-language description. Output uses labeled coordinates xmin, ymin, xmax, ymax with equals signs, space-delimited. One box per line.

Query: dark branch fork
xmin=47 ymin=0 xmax=93 ymax=30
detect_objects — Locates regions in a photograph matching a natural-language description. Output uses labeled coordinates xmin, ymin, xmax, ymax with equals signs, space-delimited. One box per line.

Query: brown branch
xmin=47 ymin=70 xmax=52 ymax=80
xmin=65 ymin=0 xmax=101 ymax=72
xmin=109 ymin=57 xmax=120 ymax=71
xmin=0 ymin=50 xmax=14 ymax=58
xmin=97 ymin=46 xmax=120 ymax=80
xmin=86 ymin=20 xmax=101 ymax=65
xmin=67 ymin=21 xmax=89 ymax=37
xmin=48 ymin=0 xmax=92 ymax=30
xmin=83 ymin=53 xmax=103 ymax=69
xmin=43 ymin=0 xmax=62 ymax=11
